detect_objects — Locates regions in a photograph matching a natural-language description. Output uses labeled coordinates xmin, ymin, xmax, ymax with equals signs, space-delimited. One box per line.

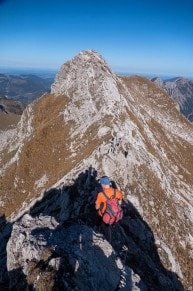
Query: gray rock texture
xmin=7 ymin=213 xmax=143 ymax=290
xmin=1 ymin=50 xmax=192 ymax=289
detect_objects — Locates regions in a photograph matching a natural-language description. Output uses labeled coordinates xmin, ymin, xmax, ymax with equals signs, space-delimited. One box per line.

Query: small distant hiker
xmin=95 ymin=176 xmax=123 ymax=225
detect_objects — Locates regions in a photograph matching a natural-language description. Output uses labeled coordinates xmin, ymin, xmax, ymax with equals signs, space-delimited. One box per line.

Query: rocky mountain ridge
xmin=0 ymin=50 xmax=193 ymax=289
xmin=151 ymin=76 xmax=193 ymax=122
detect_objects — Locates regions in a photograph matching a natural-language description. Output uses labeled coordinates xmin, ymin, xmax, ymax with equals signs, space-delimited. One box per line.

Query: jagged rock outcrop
xmin=151 ymin=76 xmax=193 ymax=121
xmin=7 ymin=214 xmax=143 ymax=291
xmin=1 ymin=50 xmax=193 ymax=289
xmin=51 ymin=50 xmax=124 ymax=136
xmin=6 ymin=169 xmax=183 ymax=290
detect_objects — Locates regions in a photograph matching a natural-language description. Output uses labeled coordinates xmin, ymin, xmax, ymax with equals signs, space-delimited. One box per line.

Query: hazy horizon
xmin=0 ymin=66 xmax=192 ymax=81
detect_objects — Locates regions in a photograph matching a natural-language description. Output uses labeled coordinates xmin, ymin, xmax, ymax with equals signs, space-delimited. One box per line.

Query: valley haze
xmin=0 ymin=67 xmax=193 ymax=81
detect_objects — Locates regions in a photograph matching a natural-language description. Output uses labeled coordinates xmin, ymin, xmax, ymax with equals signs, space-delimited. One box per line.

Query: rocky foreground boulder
xmin=7 ymin=215 xmax=141 ymax=290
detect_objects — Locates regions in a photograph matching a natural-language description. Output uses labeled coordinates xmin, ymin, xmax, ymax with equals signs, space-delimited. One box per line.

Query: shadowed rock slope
xmin=1 ymin=50 xmax=193 ymax=289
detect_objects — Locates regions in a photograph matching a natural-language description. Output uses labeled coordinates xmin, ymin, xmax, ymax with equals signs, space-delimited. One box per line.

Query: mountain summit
xmin=51 ymin=50 xmax=124 ymax=134
xmin=1 ymin=50 xmax=193 ymax=289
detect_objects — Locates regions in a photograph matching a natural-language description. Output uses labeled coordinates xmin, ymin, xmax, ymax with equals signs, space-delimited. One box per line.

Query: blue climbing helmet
xmin=100 ymin=176 xmax=110 ymax=185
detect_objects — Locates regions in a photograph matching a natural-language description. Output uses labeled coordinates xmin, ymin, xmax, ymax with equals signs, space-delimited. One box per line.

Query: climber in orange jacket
xmin=95 ymin=176 xmax=123 ymax=217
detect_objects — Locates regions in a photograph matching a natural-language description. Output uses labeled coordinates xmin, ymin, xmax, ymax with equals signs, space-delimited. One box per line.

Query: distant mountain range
xmin=0 ymin=73 xmax=54 ymax=104
xmin=0 ymin=67 xmax=57 ymax=78
xmin=1 ymin=70 xmax=193 ymax=125
xmin=151 ymin=77 xmax=193 ymax=122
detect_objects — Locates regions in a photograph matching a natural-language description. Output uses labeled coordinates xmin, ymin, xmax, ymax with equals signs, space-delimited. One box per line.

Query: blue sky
xmin=0 ymin=0 xmax=193 ymax=77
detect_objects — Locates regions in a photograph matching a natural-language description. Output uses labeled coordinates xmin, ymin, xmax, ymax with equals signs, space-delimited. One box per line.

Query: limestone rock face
xmin=7 ymin=213 xmax=143 ymax=291
xmin=5 ymin=169 xmax=183 ymax=290
xmin=51 ymin=50 xmax=124 ymax=137
xmin=1 ymin=50 xmax=193 ymax=289
xmin=51 ymin=50 xmax=118 ymax=104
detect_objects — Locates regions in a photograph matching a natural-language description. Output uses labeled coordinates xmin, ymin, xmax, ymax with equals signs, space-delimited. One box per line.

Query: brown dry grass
xmin=0 ymin=93 xmax=113 ymax=217
xmin=0 ymin=94 xmax=72 ymax=216
xmin=121 ymin=75 xmax=193 ymax=186
xmin=1 ymin=76 xmax=193 ymax=288
xmin=132 ymin=163 xmax=193 ymax=285
xmin=119 ymin=75 xmax=193 ymax=289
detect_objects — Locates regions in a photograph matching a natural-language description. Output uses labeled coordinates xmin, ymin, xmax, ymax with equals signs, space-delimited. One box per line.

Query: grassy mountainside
xmin=0 ymin=51 xmax=193 ymax=288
